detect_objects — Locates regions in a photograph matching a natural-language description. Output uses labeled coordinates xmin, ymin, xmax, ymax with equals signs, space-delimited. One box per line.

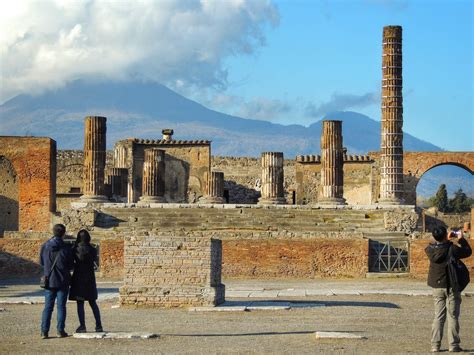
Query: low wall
xmin=223 ymin=239 xmax=369 ymax=278
xmin=410 ymin=238 xmax=474 ymax=280
xmin=0 ymin=238 xmax=44 ymax=278
xmin=119 ymin=232 xmax=224 ymax=307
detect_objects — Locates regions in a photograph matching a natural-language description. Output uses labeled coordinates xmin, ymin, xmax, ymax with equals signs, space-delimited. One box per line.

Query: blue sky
xmin=218 ymin=0 xmax=473 ymax=151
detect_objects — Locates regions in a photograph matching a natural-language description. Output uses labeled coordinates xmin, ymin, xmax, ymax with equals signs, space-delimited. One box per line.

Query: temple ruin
xmin=0 ymin=25 xmax=473 ymax=306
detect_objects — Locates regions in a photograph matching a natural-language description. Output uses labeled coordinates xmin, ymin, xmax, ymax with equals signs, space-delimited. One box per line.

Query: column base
xmin=198 ymin=196 xmax=226 ymax=204
xmin=138 ymin=196 xmax=166 ymax=205
xmin=80 ymin=195 xmax=109 ymax=203
xmin=318 ymin=197 xmax=346 ymax=205
xmin=258 ymin=197 xmax=286 ymax=205
xmin=378 ymin=197 xmax=405 ymax=205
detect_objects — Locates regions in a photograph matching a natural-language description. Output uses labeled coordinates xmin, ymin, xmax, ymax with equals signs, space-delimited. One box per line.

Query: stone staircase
xmin=89 ymin=206 xmax=403 ymax=239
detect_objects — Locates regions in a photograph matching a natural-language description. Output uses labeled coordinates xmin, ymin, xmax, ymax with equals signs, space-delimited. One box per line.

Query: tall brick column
xmin=139 ymin=148 xmax=166 ymax=203
xmin=319 ymin=120 xmax=346 ymax=205
xmin=379 ymin=25 xmax=404 ymax=204
xmin=258 ymin=152 xmax=286 ymax=205
xmin=105 ymin=167 xmax=128 ymax=200
xmin=200 ymin=171 xmax=225 ymax=203
xmin=81 ymin=116 xmax=108 ymax=202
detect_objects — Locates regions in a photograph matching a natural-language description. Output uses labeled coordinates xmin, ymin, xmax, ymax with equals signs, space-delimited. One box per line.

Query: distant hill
xmin=0 ymin=80 xmax=441 ymax=156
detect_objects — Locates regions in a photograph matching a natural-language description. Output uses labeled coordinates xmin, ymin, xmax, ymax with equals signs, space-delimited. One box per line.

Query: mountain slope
xmin=0 ymin=80 xmax=441 ymax=156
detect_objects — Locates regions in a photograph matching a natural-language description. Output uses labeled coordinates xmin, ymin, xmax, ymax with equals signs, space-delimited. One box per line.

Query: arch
xmin=402 ymin=152 xmax=474 ymax=205
xmin=404 ymin=152 xmax=474 ymax=179
xmin=0 ymin=156 xmax=19 ymax=235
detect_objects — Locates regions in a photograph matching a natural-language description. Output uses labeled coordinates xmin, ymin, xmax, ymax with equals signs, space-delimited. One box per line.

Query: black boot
xmin=57 ymin=330 xmax=68 ymax=338
xmin=40 ymin=332 xmax=48 ymax=339
xmin=76 ymin=325 xmax=87 ymax=333
xmin=95 ymin=325 xmax=103 ymax=332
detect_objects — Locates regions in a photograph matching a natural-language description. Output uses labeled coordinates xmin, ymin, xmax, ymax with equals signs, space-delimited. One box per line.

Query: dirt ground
xmin=1 ymin=294 xmax=473 ymax=354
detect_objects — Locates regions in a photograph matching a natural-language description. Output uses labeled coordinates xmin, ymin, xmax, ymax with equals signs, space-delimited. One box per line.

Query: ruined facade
xmin=113 ymin=137 xmax=210 ymax=203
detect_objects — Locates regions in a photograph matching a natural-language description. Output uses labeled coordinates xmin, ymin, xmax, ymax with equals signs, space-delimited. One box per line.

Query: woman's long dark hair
xmin=76 ymin=229 xmax=91 ymax=245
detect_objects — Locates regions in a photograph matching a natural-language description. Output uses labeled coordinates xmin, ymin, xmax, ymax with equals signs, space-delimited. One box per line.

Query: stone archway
xmin=403 ymin=152 xmax=474 ymax=205
xmin=0 ymin=156 xmax=19 ymax=235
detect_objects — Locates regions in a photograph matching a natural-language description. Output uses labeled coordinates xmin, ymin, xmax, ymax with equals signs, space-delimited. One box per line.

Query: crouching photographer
xmin=425 ymin=226 xmax=471 ymax=353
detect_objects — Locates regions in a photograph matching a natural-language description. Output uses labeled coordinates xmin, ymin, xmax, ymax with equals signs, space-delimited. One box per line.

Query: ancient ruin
xmin=258 ymin=152 xmax=286 ymax=205
xmin=200 ymin=171 xmax=226 ymax=203
xmin=1 ymin=25 xmax=473 ymax=306
xmin=81 ymin=116 xmax=108 ymax=202
xmin=379 ymin=25 xmax=404 ymax=204
xmin=319 ymin=120 xmax=346 ymax=205
xmin=139 ymin=148 xmax=166 ymax=204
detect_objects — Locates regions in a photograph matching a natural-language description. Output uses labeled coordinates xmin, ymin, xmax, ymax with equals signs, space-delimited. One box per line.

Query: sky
xmin=0 ymin=0 xmax=472 ymax=151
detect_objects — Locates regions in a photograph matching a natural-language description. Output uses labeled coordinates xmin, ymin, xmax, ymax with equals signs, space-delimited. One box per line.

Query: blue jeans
xmin=41 ymin=287 xmax=69 ymax=333
xmin=77 ymin=300 xmax=102 ymax=328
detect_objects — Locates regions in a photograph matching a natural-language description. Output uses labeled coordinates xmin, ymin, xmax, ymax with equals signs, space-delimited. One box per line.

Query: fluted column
xmin=379 ymin=25 xmax=404 ymax=204
xmin=105 ymin=167 xmax=128 ymax=200
xmin=200 ymin=171 xmax=225 ymax=203
xmin=258 ymin=152 xmax=286 ymax=205
xmin=139 ymin=148 xmax=166 ymax=203
xmin=319 ymin=120 xmax=346 ymax=205
xmin=81 ymin=116 xmax=108 ymax=202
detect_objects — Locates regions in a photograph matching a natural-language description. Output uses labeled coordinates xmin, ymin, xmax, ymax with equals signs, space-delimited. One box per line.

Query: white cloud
xmin=0 ymin=0 xmax=279 ymax=102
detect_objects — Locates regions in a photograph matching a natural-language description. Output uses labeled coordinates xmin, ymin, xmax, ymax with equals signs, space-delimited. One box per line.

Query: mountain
xmin=0 ymin=80 xmax=441 ymax=156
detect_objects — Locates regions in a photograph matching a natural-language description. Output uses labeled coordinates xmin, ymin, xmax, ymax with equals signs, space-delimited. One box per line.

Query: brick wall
xmin=99 ymin=239 xmax=124 ymax=278
xmin=222 ymin=239 xmax=369 ymax=278
xmin=120 ymin=232 xmax=224 ymax=307
xmin=0 ymin=137 xmax=56 ymax=232
xmin=410 ymin=238 xmax=474 ymax=280
xmin=0 ymin=238 xmax=44 ymax=278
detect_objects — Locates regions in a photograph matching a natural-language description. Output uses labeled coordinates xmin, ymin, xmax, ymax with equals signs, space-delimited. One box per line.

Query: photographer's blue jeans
xmin=77 ymin=300 xmax=102 ymax=328
xmin=41 ymin=287 xmax=69 ymax=333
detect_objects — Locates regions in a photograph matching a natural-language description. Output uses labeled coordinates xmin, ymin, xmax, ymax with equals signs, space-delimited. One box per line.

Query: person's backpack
xmin=447 ymin=244 xmax=470 ymax=293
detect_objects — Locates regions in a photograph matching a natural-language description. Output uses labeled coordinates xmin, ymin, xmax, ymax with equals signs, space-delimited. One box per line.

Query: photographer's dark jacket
xmin=69 ymin=243 xmax=98 ymax=301
xmin=425 ymin=238 xmax=472 ymax=289
xmin=40 ymin=237 xmax=74 ymax=289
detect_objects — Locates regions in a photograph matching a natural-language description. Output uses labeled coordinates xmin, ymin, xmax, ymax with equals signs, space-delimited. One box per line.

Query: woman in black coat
xmin=69 ymin=230 xmax=103 ymax=333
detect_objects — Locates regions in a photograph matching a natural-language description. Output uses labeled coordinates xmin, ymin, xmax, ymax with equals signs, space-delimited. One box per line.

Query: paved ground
xmin=1 ymin=278 xmax=473 ymax=354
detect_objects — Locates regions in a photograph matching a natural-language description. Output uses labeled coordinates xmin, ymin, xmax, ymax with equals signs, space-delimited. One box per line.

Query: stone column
xmin=379 ymin=25 xmax=404 ymax=204
xmin=81 ymin=116 xmax=108 ymax=202
xmin=200 ymin=171 xmax=225 ymax=203
xmin=139 ymin=148 xmax=166 ymax=203
xmin=319 ymin=120 xmax=346 ymax=205
xmin=105 ymin=168 xmax=128 ymax=199
xmin=258 ymin=152 xmax=286 ymax=205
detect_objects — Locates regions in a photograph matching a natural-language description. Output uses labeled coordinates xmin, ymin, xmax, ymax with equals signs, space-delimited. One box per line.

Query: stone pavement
xmin=0 ymin=278 xmax=472 ymax=305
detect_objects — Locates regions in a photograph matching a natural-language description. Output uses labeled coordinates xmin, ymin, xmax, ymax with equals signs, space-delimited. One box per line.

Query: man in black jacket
xmin=39 ymin=224 xmax=74 ymax=339
xmin=425 ymin=226 xmax=472 ymax=352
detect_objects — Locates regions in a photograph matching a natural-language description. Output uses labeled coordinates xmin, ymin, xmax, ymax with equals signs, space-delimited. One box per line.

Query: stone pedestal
xmin=81 ymin=116 xmax=108 ymax=202
xmin=105 ymin=168 xmax=128 ymax=199
xmin=319 ymin=120 xmax=346 ymax=205
xmin=139 ymin=148 xmax=166 ymax=204
xmin=379 ymin=25 xmax=404 ymax=204
xmin=258 ymin=152 xmax=286 ymax=205
xmin=200 ymin=171 xmax=225 ymax=204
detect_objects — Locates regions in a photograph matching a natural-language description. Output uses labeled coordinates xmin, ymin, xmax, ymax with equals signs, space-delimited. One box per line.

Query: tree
xmin=449 ymin=188 xmax=470 ymax=213
xmin=432 ymin=184 xmax=449 ymax=212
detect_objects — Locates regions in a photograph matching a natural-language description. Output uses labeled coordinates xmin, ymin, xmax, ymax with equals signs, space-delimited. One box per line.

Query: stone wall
xmin=0 ymin=137 xmax=56 ymax=233
xmin=0 ymin=238 xmax=44 ymax=278
xmin=99 ymin=239 xmax=124 ymax=278
xmin=120 ymin=231 xmax=224 ymax=307
xmin=421 ymin=210 xmax=470 ymax=232
xmin=295 ymin=157 xmax=375 ymax=205
xmin=222 ymin=239 xmax=369 ymax=278
xmin=410 ymin=237 xmax=474 ymax=280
